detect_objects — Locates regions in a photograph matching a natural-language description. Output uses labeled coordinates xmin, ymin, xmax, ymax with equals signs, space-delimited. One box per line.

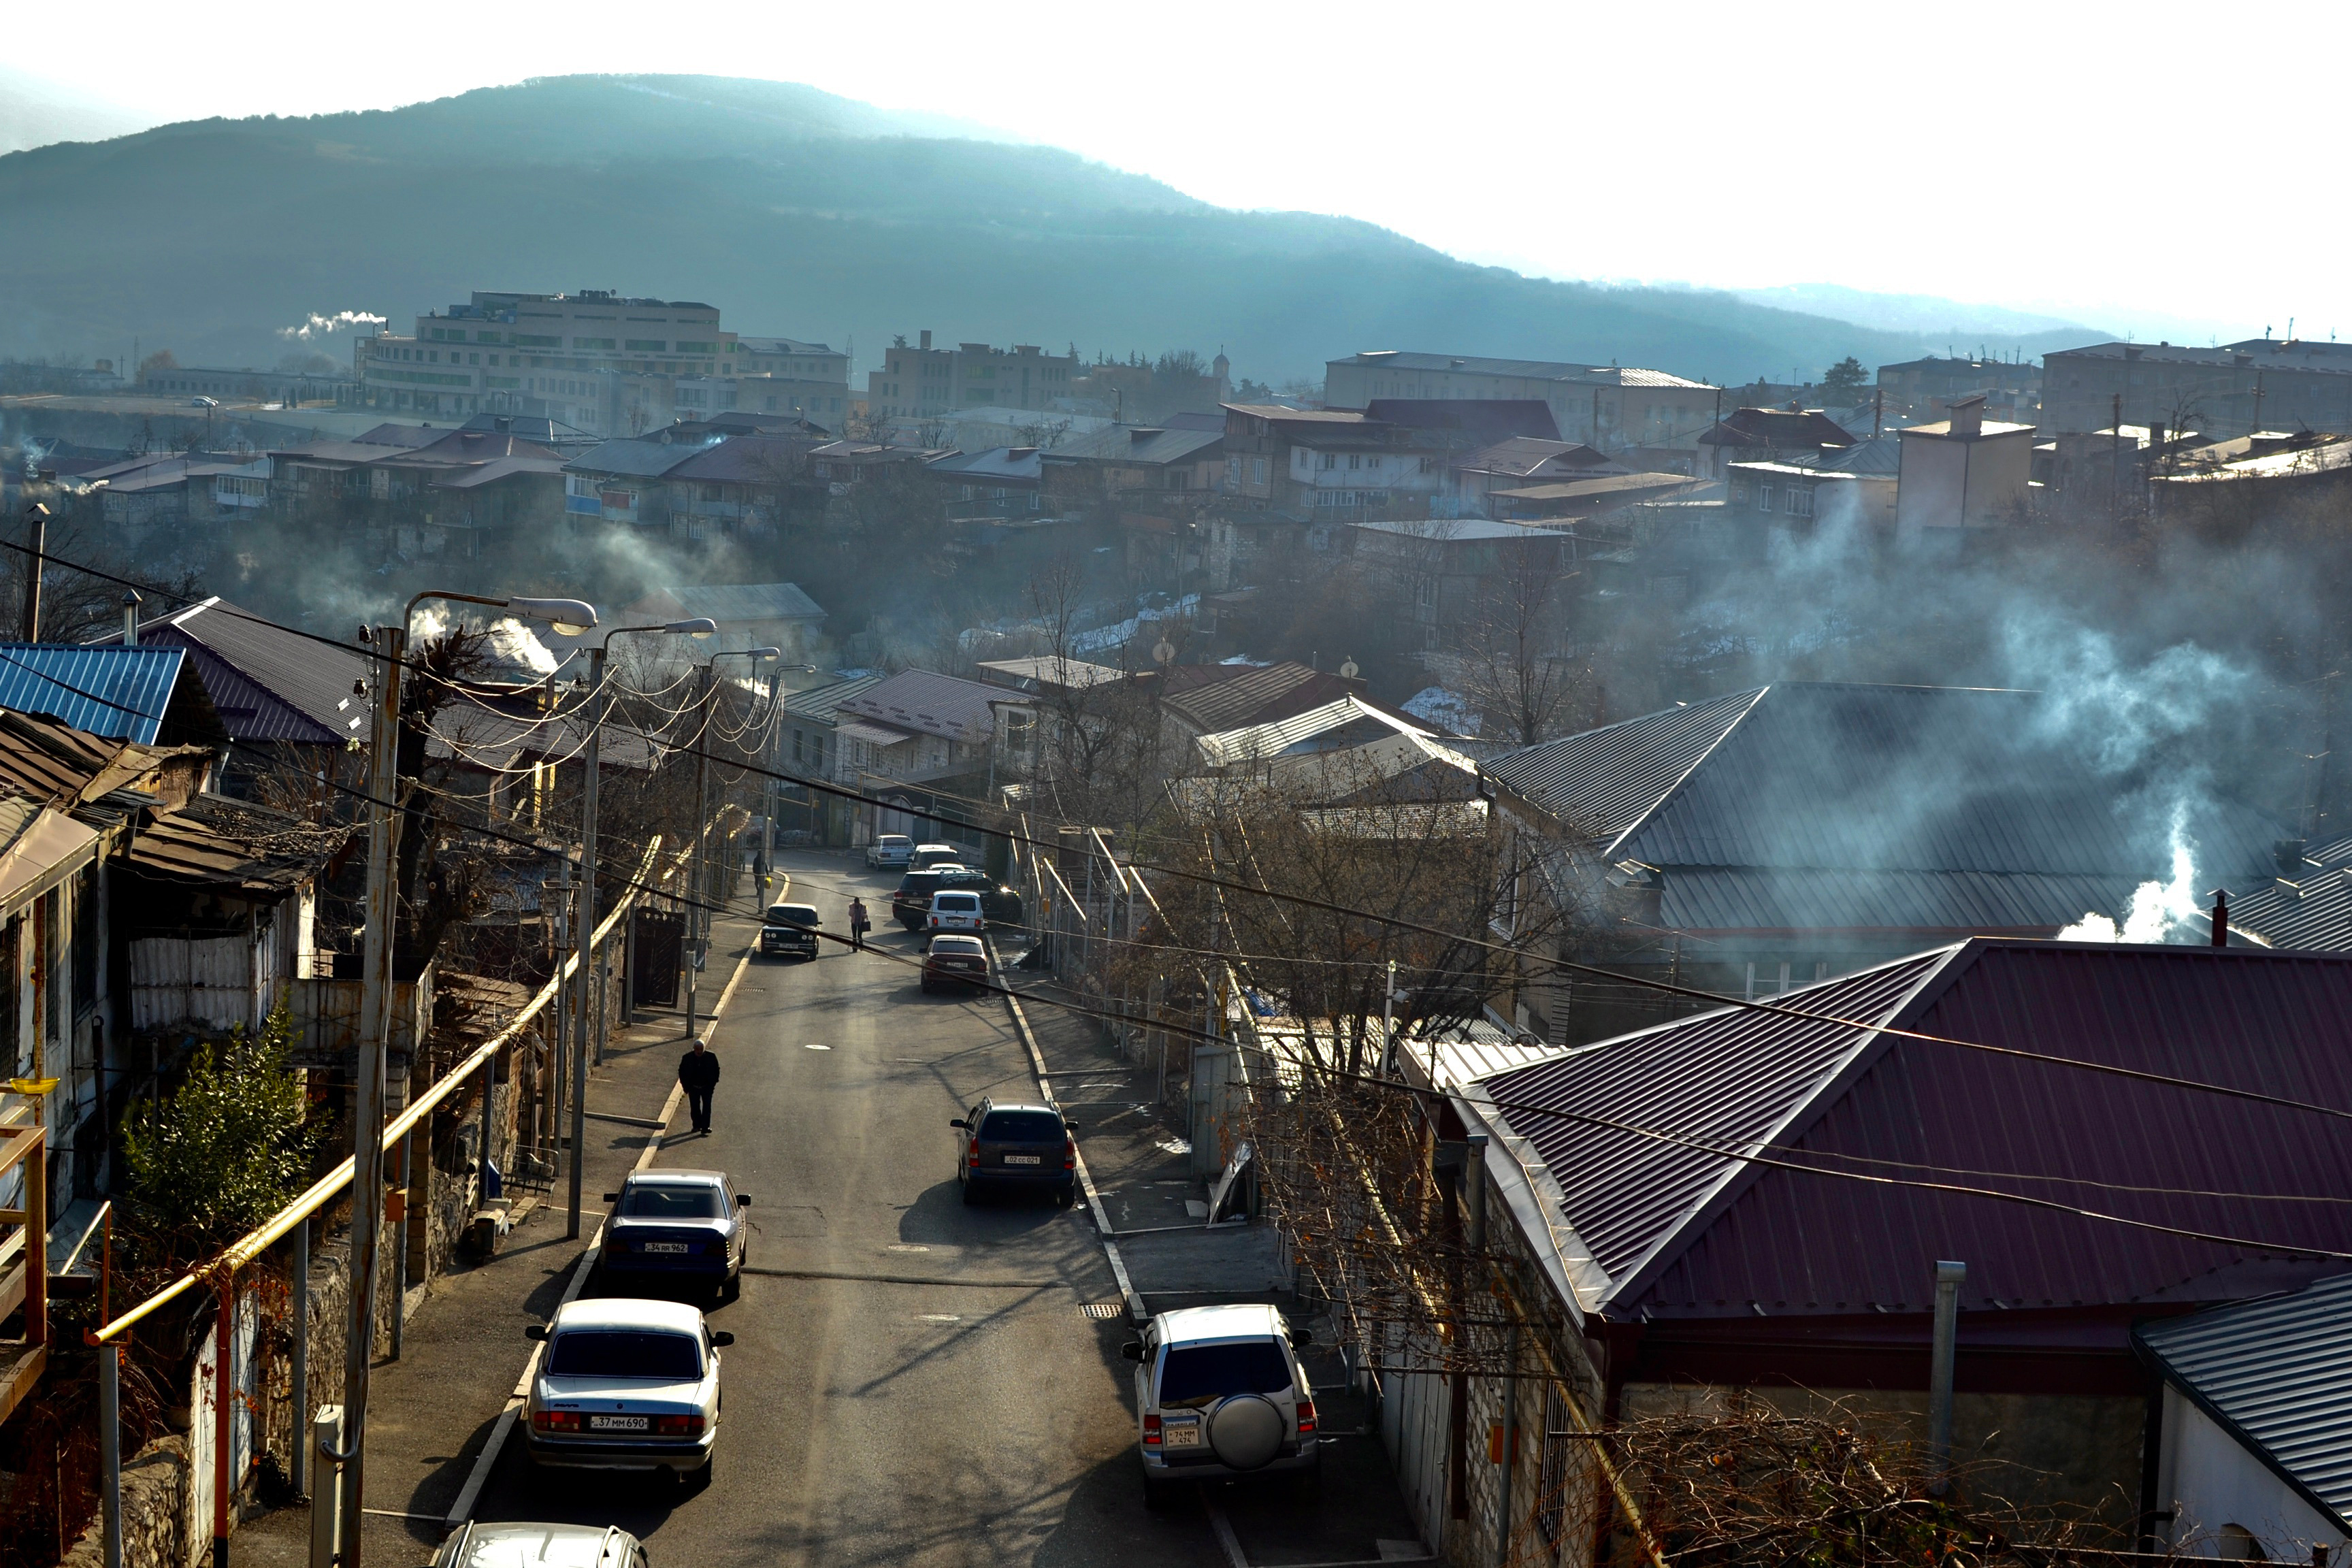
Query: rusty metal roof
xmin=127 ymin=795 xmax=344 ymax=892
xmin=1478 ymin=940 xmax=2352 ymax=1322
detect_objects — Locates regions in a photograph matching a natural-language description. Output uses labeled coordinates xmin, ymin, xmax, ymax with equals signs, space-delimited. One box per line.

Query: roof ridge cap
xmin=1602 ymin=943 xmax=1967 ymax=1314
xmin=1599 ymin=685 xmax=1770 ymax=859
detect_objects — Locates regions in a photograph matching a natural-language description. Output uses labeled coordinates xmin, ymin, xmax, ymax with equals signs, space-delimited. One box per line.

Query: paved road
xmin=468 ymin=855 xmax=1241 ymax=1565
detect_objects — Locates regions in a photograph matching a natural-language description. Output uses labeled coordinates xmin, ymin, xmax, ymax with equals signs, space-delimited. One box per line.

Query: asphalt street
xmin=465 ymin=853 xmax=1247 ymax=1565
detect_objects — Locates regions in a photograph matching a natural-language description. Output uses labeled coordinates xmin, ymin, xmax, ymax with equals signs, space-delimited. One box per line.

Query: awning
xmin=834 ymin=720 xmax=911 ymax=748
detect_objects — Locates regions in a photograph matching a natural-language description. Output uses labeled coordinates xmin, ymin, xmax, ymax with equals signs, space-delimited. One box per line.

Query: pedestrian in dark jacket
xmin=848 ymin=898 xmax=871 ymax=949
xmin=679 ymin=1039 xmax=721 ymax=1134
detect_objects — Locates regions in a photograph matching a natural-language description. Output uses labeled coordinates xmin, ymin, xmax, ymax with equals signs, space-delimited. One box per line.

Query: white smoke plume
xmin=2057 ymin=808 xmax=2208 ymax=943
xmin=278 ymin=310 xmax=387 ymax=342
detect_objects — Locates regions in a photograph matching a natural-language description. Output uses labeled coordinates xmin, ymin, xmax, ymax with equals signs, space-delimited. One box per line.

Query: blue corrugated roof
xmin=0 ymin=643 xmax=186 ymax=744
xmin=2138 ymin=1271 xmax=2352 ymax=1533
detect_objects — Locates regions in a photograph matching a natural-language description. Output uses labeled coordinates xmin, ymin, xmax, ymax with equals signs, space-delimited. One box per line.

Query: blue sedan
xmin=600 ymin=1170 xmax=751 ymax=1301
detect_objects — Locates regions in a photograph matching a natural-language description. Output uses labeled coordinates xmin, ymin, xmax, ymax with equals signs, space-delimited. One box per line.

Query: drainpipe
xmin=290 ymin=1217 xmax=308 ymax=1499
xmin=98 ymin=1342 xmax=120 ymax=1568
xmin=212 ymin=1281 xmax=233 ymax=1568
xmin=1928 ymin=1260 xmax=1966 ymax=1496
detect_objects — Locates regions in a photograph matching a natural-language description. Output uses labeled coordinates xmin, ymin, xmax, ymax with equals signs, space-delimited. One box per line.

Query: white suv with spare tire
xmin=1124 ymin=1303 xmax=1320 ymax=1504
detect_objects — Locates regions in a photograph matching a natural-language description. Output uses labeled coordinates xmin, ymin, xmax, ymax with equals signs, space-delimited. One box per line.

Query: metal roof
xmin=1331 ymin=353 xmax=1708 ymax=389
xmin=2230 ymin=836 xmax=2352 ymax=951
xmin=2138 ymin=1271 xmax=2352 ymax=1533
xmin=102 ymin=598 xmax=371 ymax=745
xmin=1478 ymin=941 xmax=2352 ymax=1322
xmin=1194 ymin=695 xmax=1441 ymax=766
xmin=1486 ymin=683 xmax=2284 ymax=935
xmin=834 ymin=669 xmax=1002 ymax=745
xmin=781 ymin=674 xmax=885 ymax=723
xmin=563 ymin=439 xmax=700 ymax=480
xmin=0 ymin=644 xmax=189 ymax=744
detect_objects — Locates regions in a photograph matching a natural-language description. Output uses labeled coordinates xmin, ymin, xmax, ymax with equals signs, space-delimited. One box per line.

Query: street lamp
xmin=561 ymin=615 xmax=714 ymax=1241
xmin=327 ymin=587 xmax=597 ymax=1568
xmin=686 ymin=647 xmax=780 ymax=1036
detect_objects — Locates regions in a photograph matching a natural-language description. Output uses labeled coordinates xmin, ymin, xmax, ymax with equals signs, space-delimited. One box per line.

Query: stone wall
xmin=56 ymin=1436 xmax=186 ymax=1568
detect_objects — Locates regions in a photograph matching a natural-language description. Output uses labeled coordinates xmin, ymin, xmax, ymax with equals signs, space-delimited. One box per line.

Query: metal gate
xmin=632 ymin=910 xmax=683 ymax=1009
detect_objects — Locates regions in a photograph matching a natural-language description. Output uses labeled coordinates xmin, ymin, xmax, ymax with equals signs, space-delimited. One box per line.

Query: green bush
xmin=121 ymin=1002 xmax=319 ymax=1257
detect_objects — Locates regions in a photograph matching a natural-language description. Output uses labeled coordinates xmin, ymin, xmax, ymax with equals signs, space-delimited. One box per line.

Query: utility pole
xmin=330 ymin=623 xmax=404 ymax=1568
xmin=686 ymin=661 xmax=715 ymax=1037
xmin=567 ymin=647 xmax=606 ymax=1239
xmin=21 ymin=502 xmax=48 ymax=642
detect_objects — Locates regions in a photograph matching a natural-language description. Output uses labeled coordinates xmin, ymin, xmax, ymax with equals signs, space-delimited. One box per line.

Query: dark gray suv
xmin=951 ymin=1098 xmax=1075 ymax=1207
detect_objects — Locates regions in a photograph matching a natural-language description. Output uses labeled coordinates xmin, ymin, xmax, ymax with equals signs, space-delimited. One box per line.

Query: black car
xmin=760 ymin=902 xmax=821 ymax=959
xmin=951 ymin=1098 xmax=1075 ymax=1207
xmin=892 ymin=868 xmax=1024 ymax=930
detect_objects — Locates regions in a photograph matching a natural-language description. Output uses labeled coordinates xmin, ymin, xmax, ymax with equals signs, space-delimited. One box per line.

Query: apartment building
xmin=864 ymin=331 xmax=1081 ymax=419
xmin=1324 ymin=350 xmax=1716 ymax=455
xmin=350 ymin=291 xmax=848 ymax=436
xmin=2042 ymin=336 xmax=2352 ymax=438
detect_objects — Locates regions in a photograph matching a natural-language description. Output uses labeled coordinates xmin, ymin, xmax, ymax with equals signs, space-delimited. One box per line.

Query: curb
xmin=442 ymin=932 xmax=759 ymax=1531
xmin=987 ymin=937 xmax=1146 ymax=1324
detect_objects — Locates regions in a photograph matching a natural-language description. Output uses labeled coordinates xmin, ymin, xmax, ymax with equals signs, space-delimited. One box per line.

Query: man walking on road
xmin=679 ymin=1037 xmax=721 ymax=1135
xmin=849 ymin=897 xmax=871 ymax=949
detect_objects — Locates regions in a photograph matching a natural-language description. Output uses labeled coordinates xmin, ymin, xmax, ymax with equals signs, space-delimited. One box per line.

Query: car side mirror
xmin=949 ymin=1118 xmax=968 ymax=1129
xmin=1120 ymin=1341 xmax=1145 ymax=1362
xmin=736 ymin=1194 xmax=753 ymax=1207
xmin=1061 ymin=1124 xmax=1079 ymax=1133
xmin=1288 ymin=1326 xmax=1313 ymax=1346
xmin=710 ymin=1331 xmax=736 ymax=1348
xmin=525 ymin=1324 xmax=549 ymax=1341
xmin=602 ymin=1192 xmax=620 ymax=1203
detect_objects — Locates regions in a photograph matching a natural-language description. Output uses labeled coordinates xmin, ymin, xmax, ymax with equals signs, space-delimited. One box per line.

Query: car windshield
xmin=935 ymin=895 xmax=979 ymax=910
xmin=898 ymin=875 xmax=940 ymax=896
xmin=1157 ymin=1341 xmax=1293 ymax=1405
xmin=548 ymin=1329 xmax=702 ymax=1379
xmin=979 ymin=1110 xmax=1062 ymax=1143
xmin=765 ymin=905 xmax=818 ymax=926
xmin=932 ymin=938 xmax=983 ymax=954
xmin=619 ymin=1183 xmax=724 ymax=1218
xmin=878 ymin=836 xmax=911 ymax=848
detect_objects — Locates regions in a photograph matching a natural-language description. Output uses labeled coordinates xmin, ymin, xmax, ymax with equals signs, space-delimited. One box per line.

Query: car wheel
xmin=1054 ymin=1183 xmax=1075 ymax=1209
xmin=960 ymin=1177 xmax=979 ymax=1206
xmin=920 ymin=979 xmax=934 ymax=994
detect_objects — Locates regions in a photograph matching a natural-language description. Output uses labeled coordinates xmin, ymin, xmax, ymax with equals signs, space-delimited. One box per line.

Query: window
xmin=1420 ymin=456 xmax=1437 ymax=474
xmin=1157 ymin=1341 xmax=1292 ymax=1402
xmin=1252 ymin=458 xmax=1267 ymax=484
xmin=1787 ymin=487 xmax=1812 ymax=517
xmin=1755 ymin=485 xmax=1773 ymax=512
xmin=619 ymin=1183 xmax=725 ymax=1218
xmin=1320 ymin=453 xmax=1337 ymax=470
xmin=547 ymin=1331 xmax=702 ymax=1379
xmin=626 ymin=339 xmax=666 ymax=351
xmin=978 ymin=1109 xmax=1063 ymax=1141
xmin=572 ymin=337 xmax=617 ymax=350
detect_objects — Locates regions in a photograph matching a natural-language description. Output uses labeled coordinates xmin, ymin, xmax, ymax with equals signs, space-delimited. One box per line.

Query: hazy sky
xmin=19 ymin=1 xmax=2342 ymax=342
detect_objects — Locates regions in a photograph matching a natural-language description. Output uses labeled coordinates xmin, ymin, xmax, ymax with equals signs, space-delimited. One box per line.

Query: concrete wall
xmin=2155 ymin=1384 xmax=2349 ymax=1560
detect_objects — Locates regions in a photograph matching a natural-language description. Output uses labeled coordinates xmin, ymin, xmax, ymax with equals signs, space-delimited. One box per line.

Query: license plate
xmin=1004 ymin=1155 xmax=1042 ymax=1165
xmin=588 ymin=1415 xmax=648 ymax=1433
xmin=1163 ymin=1420 xmax=1200 ymax=1448
xmin=642 ymin=1242 xmax=691 ymax=1254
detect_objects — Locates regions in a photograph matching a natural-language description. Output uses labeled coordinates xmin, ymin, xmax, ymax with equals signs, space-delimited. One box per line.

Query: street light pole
xmin=565 ymin=617 xmax=713 ymax=1239
xmin=328 ymin=591 xmax=594 ymax=1568
xmin=685 ymin=648 xmax=781 ymax=1036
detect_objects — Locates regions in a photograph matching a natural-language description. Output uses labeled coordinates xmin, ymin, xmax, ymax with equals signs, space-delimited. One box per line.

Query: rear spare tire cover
xmin=1208 ymin=1394 xmax=1284 ymax=1470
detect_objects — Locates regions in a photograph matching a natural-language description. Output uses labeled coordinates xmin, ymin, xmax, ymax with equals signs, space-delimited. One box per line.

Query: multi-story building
xmin=350 ymin=291 xmax=850 ymax=436
xmin=864 ymin=331 xmax=1082 ymax=419
xmin=1875 ymin=355 xmax=2040 ymax=423
xmin=1324 ymin=350 xmax=1716 ymax=456
xmin=2042 ymin=336 xmax=2352 ymax=439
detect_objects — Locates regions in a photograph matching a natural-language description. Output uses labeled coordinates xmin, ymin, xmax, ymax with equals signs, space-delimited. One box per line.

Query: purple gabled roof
xmin=1480 ymin=939 xmax=2352 ymax=1322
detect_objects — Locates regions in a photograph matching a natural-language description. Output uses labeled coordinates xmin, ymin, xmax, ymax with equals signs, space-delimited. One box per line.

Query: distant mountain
xmin=0 ymin=67 xmax=148 ymax=157
xmin=1729 ymin=282 xmax=2101 ymax=346
xmin=0 ymin=75 xmax=2017 ymax=385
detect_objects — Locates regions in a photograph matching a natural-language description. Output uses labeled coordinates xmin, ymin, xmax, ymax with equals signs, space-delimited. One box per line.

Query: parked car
xmin=922 ymin=933 xmax=989 ymax=992
xmin=433 ymin=1522 xmax=647 ymax=1567
xmin=759 ymin=902 xmax=821 ymax=960
xmin=1124 ymin=1303 xmax=1319 ymax=1507
xmin=598 ymin=1169 xmax=751 ymax=1300
xmin=911 ymin=842 xmax=964 ymax=870
xmin=891 ymin=866 xmax=968 ymax=928
xmin=894 ymin=866 xmax=1022 ymax=929
xmin=523 ymin=1298 xmax=731 ymax=1478
xmin=951 ymin=1098 xmax=1075 ymax=1207
xmin=866 ymin=834 xmax=914 ymax=869
xmin=927 ymin=889 xmax=986 ymax=932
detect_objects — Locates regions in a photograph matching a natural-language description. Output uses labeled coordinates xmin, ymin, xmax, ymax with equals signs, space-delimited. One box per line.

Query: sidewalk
xmin=234 ymin=894 xmax=769 ymax=1566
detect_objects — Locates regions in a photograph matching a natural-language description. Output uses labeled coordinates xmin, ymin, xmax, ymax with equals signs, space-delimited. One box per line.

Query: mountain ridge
xmin=0 ymin=75 xmax=2082 ymax=385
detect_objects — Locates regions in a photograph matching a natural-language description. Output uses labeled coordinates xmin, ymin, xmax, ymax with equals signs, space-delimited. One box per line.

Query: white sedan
xmin=865 ymin=834 xmax=914 ymax=868
xmin=524 ymin=1298 xmax=730 ymax=1480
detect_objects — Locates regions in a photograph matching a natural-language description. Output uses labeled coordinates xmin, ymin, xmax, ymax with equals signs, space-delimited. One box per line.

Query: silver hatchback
xmin=1124 ymin=1303 xmax=1320 ymax=1506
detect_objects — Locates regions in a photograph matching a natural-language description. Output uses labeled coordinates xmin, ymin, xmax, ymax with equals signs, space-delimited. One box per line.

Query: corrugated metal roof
xmin=0 ymin=644 xmax=187 ymax=744
xmin=2229 ymin=835 xmax=2352 ymax=951
xmin=1486 ymin=687 xmax=1762 ymax=843
xmin=781 ymin=674 xmax=885 ymax=723
xmin=1195 ymin=695 xmax=1438 ymax=766
xmin=1332 ymin=353 xmax=1708 ymax=389
xmin=95 ymin=598 xmax=369 ymax=745
xmin=2138 ymin=1272 xmax=2352 ymax=1533
xmin=834 ymin=669 xmax=1000 ymax=744
xmin=1658 ymin=867 xmax=2151 ymax=934
xmin=1480 ymin=941 xmax=2352 ymax=1322
xmin=563 ymin=439 xmax=700 ymax=480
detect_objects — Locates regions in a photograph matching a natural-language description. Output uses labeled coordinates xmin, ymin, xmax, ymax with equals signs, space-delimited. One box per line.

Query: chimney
xmin=2210 ymin=888 xmax=2230 ymax=947
xmin=122 ymin=590 xmax=140 ymax=647
xmin=1948 ymin=394 xmax=1985 ymax=440
xmin=919 ymin=330 xmax=933 ymax=351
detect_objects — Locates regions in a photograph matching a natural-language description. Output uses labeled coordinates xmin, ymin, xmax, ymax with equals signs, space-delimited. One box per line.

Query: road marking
xmin=886 ymin=1243 xmax=931 ymax=1252
xmin=987 ymin=938 xmax=1146 ymax=1322
xmin=1204 ymin=1494 xmax=1250 ymax=1567
xmin=803 ymin=1043 xmax=832 ymax=1051
xmin=917 ymin=1313 xmax=961 ymax=1323
xmin=445 ymin=934 xmax=754 ymax=1529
